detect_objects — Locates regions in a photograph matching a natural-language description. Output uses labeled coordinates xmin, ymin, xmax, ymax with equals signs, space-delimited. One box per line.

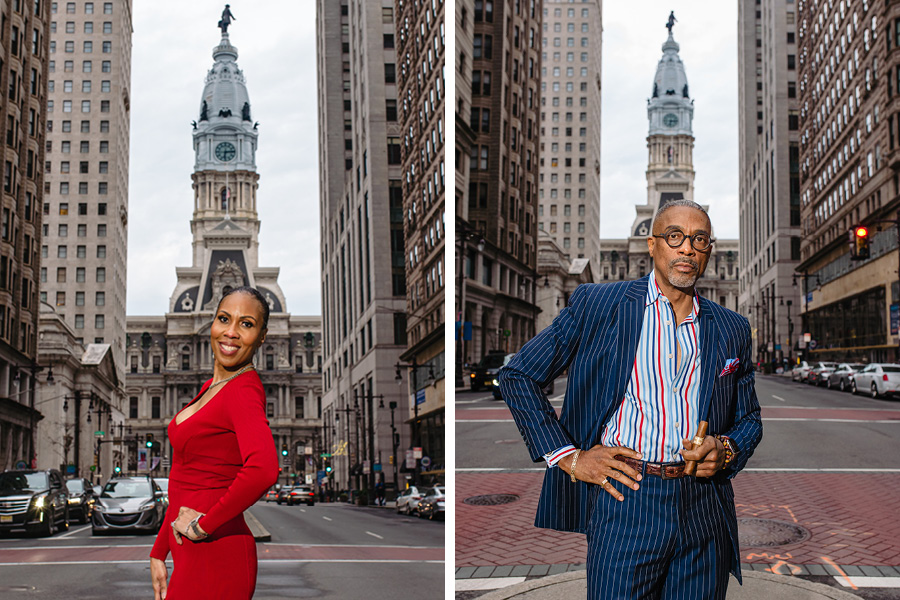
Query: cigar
xmin=683 ymin=420 xmax=708 ymax=476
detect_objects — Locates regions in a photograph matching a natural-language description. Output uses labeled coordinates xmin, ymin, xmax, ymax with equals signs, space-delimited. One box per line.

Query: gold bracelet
xmin=569 ymin=449 xmax=582 ymax=483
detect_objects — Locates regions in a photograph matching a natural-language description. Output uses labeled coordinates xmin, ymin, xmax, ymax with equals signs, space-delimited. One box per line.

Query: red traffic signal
xmin=849 ymin=225 xmax=870 ymax=260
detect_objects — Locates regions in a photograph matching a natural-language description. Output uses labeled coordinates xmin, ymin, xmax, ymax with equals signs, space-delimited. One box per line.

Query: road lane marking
xmin=300 ymin=509 xmax=306 ymax=513
xmin=836 ymin=576 xmax=900 ymax=588
xmin=456 ymin=577 xmax=527 ymax=591
xmin=771 ymin=395 xmax=786 ymax=402
xmin=322 ymin=516 xmax=333 ymax=521
xmin=56 ymin=525 xmax=90 ymax=539
xmin=365 ymin=531 xmax=383 ymax=539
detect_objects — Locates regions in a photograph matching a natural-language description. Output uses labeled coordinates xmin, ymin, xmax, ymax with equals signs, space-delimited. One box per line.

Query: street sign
xmin=405 ymin=449 xmax=416 ymax=469
xmin=363 ymin=460 xmax=370 ymax=475
xmin=416 ymin=389 xmax=426 ymax=406
xmin=373 ymin=463 xmax=382 ymax=472
xmin=803 ymin=333 xmax=811 ymax=342
xmin=809 ymin=340 xmax=818 ymax=349
xmin=891 ymin=303 xmax=899 ymax=335
xmin=94 ymin=431 xmax=105 ymax=437
xmin=420 ymin=456 xmax=432 ymax=468
xmin=304 ymin=446 xmax=312 ymax=455
xmin=413 ymin=447 xmax=423 ymax=459
xmin=89 ymin=465 xmax=96 ymax=472
xmin=317 ymin=470 xmax=327 ymax=485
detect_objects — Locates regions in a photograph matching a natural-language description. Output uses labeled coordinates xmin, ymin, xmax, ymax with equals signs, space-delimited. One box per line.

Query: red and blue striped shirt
xmin=545 ymin=271 xmax=703 ymax=466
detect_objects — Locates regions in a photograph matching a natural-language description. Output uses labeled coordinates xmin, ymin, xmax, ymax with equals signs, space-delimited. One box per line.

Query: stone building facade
xmin=737 ymin=0 xmax=803 ymax=367
xmin=537 ymin=0 xmax=602 ymax=269
xmin=41 ymin=0 xmax=132 ymax=384
xmin=0 ymin=0 xmax=51 ymax=471
xmin=124 ymin=24 xmax=323 ymax=488
xmin=795 ymin=0 xmax=899 ymax=362
xmin=316 ymin=1 xmax=416 ymax=498
xmin=457 ymin=0 xmax=542 ymax=380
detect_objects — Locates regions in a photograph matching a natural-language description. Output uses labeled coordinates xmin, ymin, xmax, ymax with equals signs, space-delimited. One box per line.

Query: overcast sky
xmin=126 ymin=1 xmax=319 ymax=315
xmin=125 ymin=3 xmax=738 ymax=315
xmin=600 ymin=2 xmax=739 ymax=239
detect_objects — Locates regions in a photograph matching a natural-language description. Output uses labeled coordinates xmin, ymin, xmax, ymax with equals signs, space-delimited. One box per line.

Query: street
xmin=0 ymin=501 xmax=443 ymax=599
xmin=455 ymin=374 xmax=900 ymax=599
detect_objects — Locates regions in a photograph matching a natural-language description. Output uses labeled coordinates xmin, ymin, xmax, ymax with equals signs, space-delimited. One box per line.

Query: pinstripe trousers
xmin=586 ymin=463 xmax=731 ymax=600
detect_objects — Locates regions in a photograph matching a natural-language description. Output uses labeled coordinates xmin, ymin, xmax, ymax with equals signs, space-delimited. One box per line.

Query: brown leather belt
xmin=615 ymin=455 xmax=687 ymax=479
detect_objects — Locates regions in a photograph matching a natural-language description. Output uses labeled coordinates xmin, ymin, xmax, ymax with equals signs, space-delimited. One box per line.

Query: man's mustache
xmin=669 ymin=258 xmax=698 ymax=269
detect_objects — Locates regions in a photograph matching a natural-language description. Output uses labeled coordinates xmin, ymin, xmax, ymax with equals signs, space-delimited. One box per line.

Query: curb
xmin=244 ymin=510 xmax=270 ymax=542
xmin=472 ymin=570 xmax=865 ymax=600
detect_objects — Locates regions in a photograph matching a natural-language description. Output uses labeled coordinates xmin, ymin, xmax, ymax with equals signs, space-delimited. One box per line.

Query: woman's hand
xmin=171 ymin=506 xmax=208 ymax=545
xmin=150 ymin=557 xmax=168 ymax=600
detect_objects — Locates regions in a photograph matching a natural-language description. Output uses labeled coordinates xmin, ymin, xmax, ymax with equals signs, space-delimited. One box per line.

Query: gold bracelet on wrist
xmin=569 ymin=449 xmax=582 ymax=483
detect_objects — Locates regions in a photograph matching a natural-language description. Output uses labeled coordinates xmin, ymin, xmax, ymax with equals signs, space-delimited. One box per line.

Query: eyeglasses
xmin=652 ymin=231 xmax=715 ymax=252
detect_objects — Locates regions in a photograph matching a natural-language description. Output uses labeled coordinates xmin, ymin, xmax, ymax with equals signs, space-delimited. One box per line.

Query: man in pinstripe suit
xmin=499 ymin=200 xmax=762 ymax=599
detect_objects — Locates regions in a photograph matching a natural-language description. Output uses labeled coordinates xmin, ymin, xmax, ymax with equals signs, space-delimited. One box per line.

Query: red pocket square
xmin=719 ymin=359 xmax=740 ymax=377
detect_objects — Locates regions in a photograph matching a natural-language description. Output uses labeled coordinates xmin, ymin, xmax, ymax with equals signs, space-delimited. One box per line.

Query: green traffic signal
xmin=145 ymin=433 xmax=153 ymax=448
xmin=325 ymin=465 xmax=333 ymax=473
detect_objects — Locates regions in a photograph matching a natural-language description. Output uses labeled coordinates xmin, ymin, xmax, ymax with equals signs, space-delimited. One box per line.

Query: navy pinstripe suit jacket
xmin=499 ymin=276 xmax=763 ymax=575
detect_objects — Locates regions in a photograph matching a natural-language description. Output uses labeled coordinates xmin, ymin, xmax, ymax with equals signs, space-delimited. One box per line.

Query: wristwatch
xmin=188 ymin=515 xmax=208 ymax=539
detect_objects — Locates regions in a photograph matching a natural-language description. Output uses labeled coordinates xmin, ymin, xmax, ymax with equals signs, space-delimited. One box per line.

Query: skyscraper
xmin=0 ymin=0 xmax=51 ymax=471
xmin=395 ymin=0 xmax=445 ymax=473
xmin=537 ymin=0 xmax=601 ymax=269
xmin=41 ymin=0 xmax=132 ymax=383
xmin=794 ymin=0 xmax=897 ymax=362
xmin=457 ymin=0 xmax=541 ymax=381
xmin=316 ymin=1 xmax=414 ymax=496
xmin=737 ymin=0 xmax=802 ymax=367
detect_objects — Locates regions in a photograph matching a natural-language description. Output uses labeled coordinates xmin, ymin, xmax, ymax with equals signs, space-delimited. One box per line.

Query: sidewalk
xmin=464 ymin=570 xmax=864 ymax=600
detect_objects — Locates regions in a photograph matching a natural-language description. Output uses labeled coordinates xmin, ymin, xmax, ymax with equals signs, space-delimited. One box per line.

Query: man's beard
xmin=665 ymin=258 xmax=700 ymax=289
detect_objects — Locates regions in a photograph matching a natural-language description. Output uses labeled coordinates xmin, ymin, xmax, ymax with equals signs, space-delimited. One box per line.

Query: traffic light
xmin=850 ymin=225 xmax=870 ymax=260
xmin=281 ymin=443 xmax=288 ymax=457
xmin=114 ymin=463 xmax=121 ymax=474
xmin=325 ymin=464 xmax=333 ymax=473
xmin=145 ymin=433 xmax=154 ymax=448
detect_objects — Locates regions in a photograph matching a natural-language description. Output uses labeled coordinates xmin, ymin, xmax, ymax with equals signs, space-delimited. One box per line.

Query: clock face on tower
xmin=663 ymin=113 xmax=679 ymax=128
xmin=215 ymin=142 xmax=236 ymax=162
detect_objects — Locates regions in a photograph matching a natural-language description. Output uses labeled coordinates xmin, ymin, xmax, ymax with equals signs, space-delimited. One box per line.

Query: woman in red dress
xmin=150 ymin=287 xmax=279 ymax=600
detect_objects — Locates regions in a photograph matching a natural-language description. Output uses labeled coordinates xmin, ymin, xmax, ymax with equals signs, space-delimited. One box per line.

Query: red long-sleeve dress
xmin=150 ymin=370 xmax=279 ymax=599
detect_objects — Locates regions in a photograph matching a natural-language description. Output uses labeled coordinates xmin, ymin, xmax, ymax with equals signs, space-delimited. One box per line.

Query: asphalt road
xmin=456 ymin=374 xmax=900 ymax=471
xmin=0 ymin=501 xmax=443 ymax=599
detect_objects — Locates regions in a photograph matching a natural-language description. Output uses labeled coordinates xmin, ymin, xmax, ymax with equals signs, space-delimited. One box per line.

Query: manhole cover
xmin=738 ymin=518 xmax=810 ymax=547
xmin=464 ymin=494 xmax=520 ymax=506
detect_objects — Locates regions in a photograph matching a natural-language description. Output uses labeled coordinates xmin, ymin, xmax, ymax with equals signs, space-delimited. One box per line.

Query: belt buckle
xmin=660 ymin=463 xmax=678 ymax=479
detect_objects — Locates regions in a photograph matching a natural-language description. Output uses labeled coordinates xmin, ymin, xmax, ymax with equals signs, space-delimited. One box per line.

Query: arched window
xmin=221 ymin=187 xmax=230 ymax=211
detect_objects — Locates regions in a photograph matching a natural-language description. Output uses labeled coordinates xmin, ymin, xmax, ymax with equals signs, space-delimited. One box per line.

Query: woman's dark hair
xmin=217 ymin=286 xmax=270 ymax=329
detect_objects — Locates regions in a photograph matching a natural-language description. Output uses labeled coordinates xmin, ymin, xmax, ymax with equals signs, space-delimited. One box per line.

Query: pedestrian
xmin=500 ymin=200 xmax=762 ymax=599
xmin=150 ymin=287 xmax=279 ymax=600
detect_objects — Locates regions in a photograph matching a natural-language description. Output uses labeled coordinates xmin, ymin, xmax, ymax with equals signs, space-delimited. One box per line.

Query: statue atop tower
xmin=218 ymin=4 xmax=235 ymax=34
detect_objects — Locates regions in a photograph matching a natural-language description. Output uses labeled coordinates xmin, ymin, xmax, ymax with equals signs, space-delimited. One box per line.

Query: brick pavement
xmin=456 ymin=472 xmax=900 ymax=569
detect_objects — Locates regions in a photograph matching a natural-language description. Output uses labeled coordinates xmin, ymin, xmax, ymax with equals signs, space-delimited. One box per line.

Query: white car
xmin=791 ymin=361 xmax=811 ymax=382
xmin=852 ymin=363 xmax=900 ymax=398
xmin=826 ymin=363 xmax=866 ymax=392
xmin=395 ymin=486 xmax=426 ymax=515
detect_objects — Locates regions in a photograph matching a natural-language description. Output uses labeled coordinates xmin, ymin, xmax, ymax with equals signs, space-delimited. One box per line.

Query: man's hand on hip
xmin=680 ymin=436 xmax=726 ymax=478
xmin=558 ymin=445 xmax=643 ymax=501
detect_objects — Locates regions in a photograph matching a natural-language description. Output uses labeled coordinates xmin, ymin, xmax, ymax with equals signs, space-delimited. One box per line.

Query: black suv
xmin=469 ymin=352 xmax=508 ymax=391
xmin=0 ymin=469 xmax=70 ymax=536
xmin=65 ymin=477 xmax=98 ymax=524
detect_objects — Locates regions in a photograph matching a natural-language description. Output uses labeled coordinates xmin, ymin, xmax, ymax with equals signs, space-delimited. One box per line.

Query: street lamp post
xmin=334 ymin=401 xmax=359 ymax=501
xmin=353 ymin=391 xmax=385 ymax=505
xmin=456 ymin=222 xmax=485 ymax=387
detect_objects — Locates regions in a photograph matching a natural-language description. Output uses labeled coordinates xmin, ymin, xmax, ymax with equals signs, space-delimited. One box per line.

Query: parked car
xmin=491 ymin=353 xmax=554 ymax=400
xmin=65 ymin=477 xmax=97 ymax=524
xmin=0 ymin=469 xmax=69 ymax=537
xmin=470 ymin=352 xmax=508 ymax=391
xmin=791 ymin=361 xmax=811 ymax=382
xmin=827 ymin=363 xmax=866 ymax=391
xmin=416 ymin=486 xmax=445 ymax=520
xmin=807 ymin=362 xmax=838 ymax=386
xmin=852 ymin=363 xmax=900 ymax=398
xmin=288 ymin=486 xmax=315 ymax=506
xmin=396 ymin=486 xmax=426 ymax=515
xmin=264 ymin=489 xmax=279 ymax=502
xmin=92 ymin=476 xmax=167 ymax=535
